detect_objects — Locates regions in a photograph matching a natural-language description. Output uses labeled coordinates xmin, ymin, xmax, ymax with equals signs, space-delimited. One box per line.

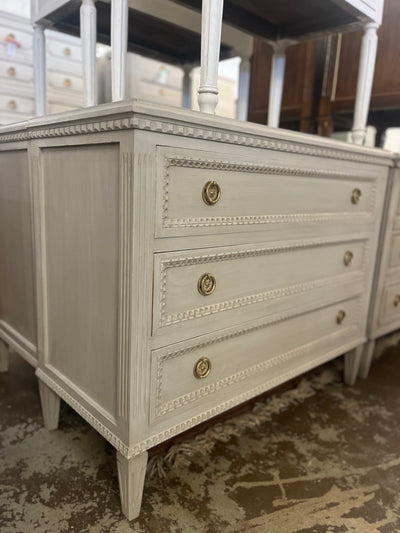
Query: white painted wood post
xmin=237 ymin=55 xmax=251 ymax=121
xmin=268 ymin=41 xmax=289 ymax=128
xmin=198 ymin=0 xmax=224 ymax=114
xmin=182 ymin=65 xmax=192 ymax=109
xmin=351 ymin=22 xmax=379 ymax=145
xmin=80 ymin=0 xmax=97 ymax=107
xmin=111 ymin=0 xmax=128 ymax=102
xmin=33 ymin=23 xmax=46 ymax=116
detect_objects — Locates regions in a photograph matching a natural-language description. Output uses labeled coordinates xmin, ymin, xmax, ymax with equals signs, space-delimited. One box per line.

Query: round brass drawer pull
xmin=393 ymin=295 xmax=400 ymax=307
xmin=336 ymin=310 xmax=346 ymax=325
xmin=8 ymin=100 xmax=17 ymax=110
xmin=63 ymin=47 xmax=71 ymax=56
xmin=351 ymin=188 xmax=362 ymax=204
xmin=7 ymin=66 xmax=16 ymax=77
xmin=344 ymin=251 xmax=354 ymax=266
xmin=202 ymin=180 xmax=221 ymax=205
xmin=198 ymin=273 xmax=216 ymax=296
xmin=63 ymin=78 xmax=72 ymax=88
xmin=194 ymin=357 xmax=211 ymax=379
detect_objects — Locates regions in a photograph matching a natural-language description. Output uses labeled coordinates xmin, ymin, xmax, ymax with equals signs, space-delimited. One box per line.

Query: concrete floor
xmin=1 ymin=345 xmax=400 ymax=532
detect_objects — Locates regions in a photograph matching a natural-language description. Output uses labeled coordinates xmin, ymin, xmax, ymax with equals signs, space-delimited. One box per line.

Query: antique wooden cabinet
xmin=0 ymin=101 xmax=392 ymax=518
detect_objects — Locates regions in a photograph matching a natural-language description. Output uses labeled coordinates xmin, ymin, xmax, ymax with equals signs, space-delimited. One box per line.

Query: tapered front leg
xmin=358 ymin=339 xmax=376 ymax=379
xmin=117 ymin=451 xmax=148 ymax=520
xmin=344 ymin=345 xmax=364 ymax=385
xmin=0 ymin=339 xmax=9 ymax=372
xmin=38 ymin=378 xmax=61 ymax=430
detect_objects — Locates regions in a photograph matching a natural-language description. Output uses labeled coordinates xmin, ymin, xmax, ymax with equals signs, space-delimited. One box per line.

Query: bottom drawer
xmin=150 ymin=296 xmax=363 ymax=423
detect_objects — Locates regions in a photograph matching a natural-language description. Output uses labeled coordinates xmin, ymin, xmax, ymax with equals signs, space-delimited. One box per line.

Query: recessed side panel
xmin=0 ymin=150 xmax=37 ymax=350
xmin=41 ymin=143 xmax=119 ymax=419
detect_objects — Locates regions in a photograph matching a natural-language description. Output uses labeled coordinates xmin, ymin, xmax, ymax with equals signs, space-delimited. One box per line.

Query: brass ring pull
xmin=351 ymin=188 xmax=362 ymax=204
xmin=202 ymin=180 xmax=221 ymax=205
xmin=198 ymin=273 xmax=216 ymax=296
xmin=7 ymin=66 xmax=16 ymax=77
xmin=63 ymin=78 xmax=72 ymax=88
xmin=336 ymin=310 xmax=346 ymax=325
xmin=344 ymin=251 xmax=354 ymax=266
xmin=393 ymin=295 xmax=400 ymax=307
xmin=194 ymin=357 xmax=211 ymax=379
xmin=8 ymin=100 xmax=17 ymax=110
xmin=63 ymin=47 xmax=71 ymax=56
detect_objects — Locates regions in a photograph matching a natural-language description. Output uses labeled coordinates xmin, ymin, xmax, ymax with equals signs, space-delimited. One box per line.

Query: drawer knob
xmin=63 ymin=47 xmax=71 ymax=56
xmin=8 ymin=100 xmax=17 ymax=110
xmin=198 ymin=273 xmax=216 ymax=296
xmin=202 ymin=180 xmax=221 ymax=205
xmin=64 ymin=78 xmax=72 ymax=88
xmin=336 ymin=310 xmax=346 ymax=324
xmin=393 ymin=295 xmax=400 ymax=307
xmin=194 ymin=357 xmax=211 ymax=379
xmin=351 ymin=188 xmax=362 ymax=204
xmin=344 ymin=251 xmax=354 ymax=266
xmin=7 ymin=66 xmax=16 ymax=77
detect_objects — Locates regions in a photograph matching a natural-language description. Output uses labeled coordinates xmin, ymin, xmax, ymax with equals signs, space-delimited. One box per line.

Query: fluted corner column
xmin=182 ymin=65 xmax=192 ymax=109
xmin=237 ymin=55 xmax=251 ymax=121
xmin=268 ymin=40 xmax=291 ymax=128
xmin=80 ymin=0 xmax=97 ymax=106
xmin=197 ymin=0 xmax=224 ymax=114
xmin=351 ymin=22 xmax=379 ymax=145
xmin=33 ymin=23 xmax=46 ymax=116
xmin=111 ymin=0 xmax=128 ymax=102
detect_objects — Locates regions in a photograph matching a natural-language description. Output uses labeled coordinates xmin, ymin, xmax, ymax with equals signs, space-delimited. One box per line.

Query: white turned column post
xmin=351 ymin=22 xmax=379 ymax=145
xmin=268 ymin=40 xmax=290 ymax=128
xmin=237 ymin=55 xmax=251 ymax=121
xmin=33 ymin=23 xmax=46 ymax=116
xmin=80 ymin=0 xmax=97 ymax=106
xmin=198 ymin=0 xmax=224 ymax=114
xmin=182 ymin=65 xmax=192 ymax=109
xmin=111 ymin=0 xmax=128 ymax=102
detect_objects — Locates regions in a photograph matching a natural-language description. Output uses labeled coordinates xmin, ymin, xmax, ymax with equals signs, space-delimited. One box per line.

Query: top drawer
xmin=155 ymin=145 xmax=379 ymax=238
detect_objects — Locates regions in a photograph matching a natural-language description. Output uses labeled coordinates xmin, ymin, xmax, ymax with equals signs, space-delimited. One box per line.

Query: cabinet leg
xmin=117 ymin=451 xmax=148 ymax=520
xmin=344 ymin=345 xmax=363 ymax=385
xmin=358 ymin=339 xmax=376 ymax=379
xmin=0 ymin=339 xmax=9 ymax=372
xmin=38 ymin=378 xmax=60 ymax=430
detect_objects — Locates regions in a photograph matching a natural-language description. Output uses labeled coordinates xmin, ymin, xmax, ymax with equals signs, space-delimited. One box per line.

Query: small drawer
xmin=155 ymin=145 xmax=378 ymax=238
xmin=47 ymin=71 xmax=83 ymax=93
xmin=134 ymin=79 xmax=182 ymax=107
xmin=150 ymin=296 xmax=363 ymax=422
xmin=0 ymin=60 xmax=33 ymax=83
xmin=379 ymin=282 xmax=400 ymax=327
xmin=47 ymin=39 xmax=82 ymax=62
xmin=153 ymin=238 xmax=367 ymax=342
xmin=0 ymin=94 xmax=34 ymax=115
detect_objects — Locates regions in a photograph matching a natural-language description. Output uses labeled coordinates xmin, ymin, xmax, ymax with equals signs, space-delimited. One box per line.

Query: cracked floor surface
xmin=1 ymin=344 xmax=400 ymax=532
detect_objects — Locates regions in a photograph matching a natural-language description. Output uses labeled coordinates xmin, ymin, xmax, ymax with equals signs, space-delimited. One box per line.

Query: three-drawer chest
xmin=0 ymin=101 xmax=393 ymax=519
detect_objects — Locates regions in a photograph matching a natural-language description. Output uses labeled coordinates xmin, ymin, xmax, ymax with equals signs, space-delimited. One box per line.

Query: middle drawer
xmin=153 ymin=237 xmax=367 ymax=344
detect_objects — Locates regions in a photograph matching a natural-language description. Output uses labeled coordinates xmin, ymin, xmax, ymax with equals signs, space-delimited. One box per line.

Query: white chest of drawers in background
xmin=0 ymin=11 xmax=83 ymax=125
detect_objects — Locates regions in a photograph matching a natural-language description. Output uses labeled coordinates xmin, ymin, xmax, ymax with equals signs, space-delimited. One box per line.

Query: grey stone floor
xmin=1 ymin=346 xmax=400 ymax=532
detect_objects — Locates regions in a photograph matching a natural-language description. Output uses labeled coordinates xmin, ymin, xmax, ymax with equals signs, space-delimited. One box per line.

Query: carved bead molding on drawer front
xmin=153 ymin=300 xmax=362 ymax=417
xmin=161 ymin=155 xmax=377 ymax=229
xmin=157 ymin=239 xmax=369 ymax=328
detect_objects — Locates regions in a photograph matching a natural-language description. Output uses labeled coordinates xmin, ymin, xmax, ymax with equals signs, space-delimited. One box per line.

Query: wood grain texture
xmin=0 ymin=150 xmax=37 ymax=347
xmin=41 ymin=143 xmax=120 ymax=419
